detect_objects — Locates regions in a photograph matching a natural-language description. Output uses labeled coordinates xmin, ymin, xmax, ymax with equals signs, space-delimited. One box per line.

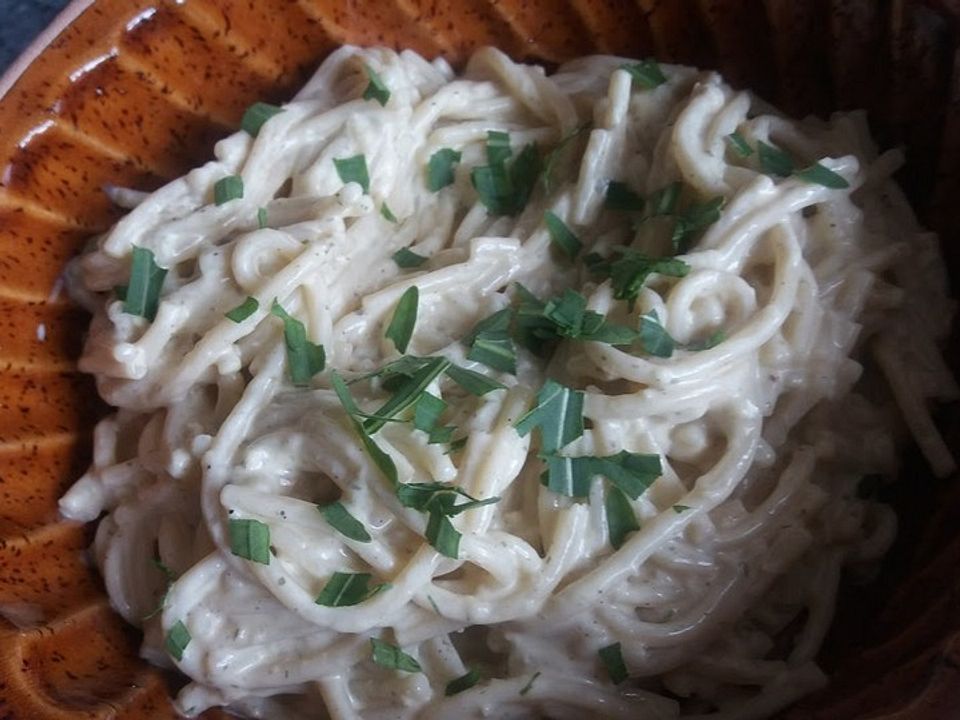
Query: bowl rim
xmin=0 ymin=0 xmax=95 ymax=101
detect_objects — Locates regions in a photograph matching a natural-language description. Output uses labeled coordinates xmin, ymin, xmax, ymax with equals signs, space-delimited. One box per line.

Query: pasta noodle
xmin=59 ymin=45 xmax=956 ymax=719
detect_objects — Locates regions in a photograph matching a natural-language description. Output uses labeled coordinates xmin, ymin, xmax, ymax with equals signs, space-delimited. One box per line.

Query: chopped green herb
xmin=638 ymin=311 xmax=675 ymax=358
xmin=541 ymin=449 xmax=662 ymax=500
xmin=514 ymin=379 xmax=584 ymax=453
xmin=794 ymin=162 xmax=850 ymax=189
xmin=315 ymin=572 xmax=386 ymax=607
xmin=371 ymin=638 xmax=421 ymax=673
xmin=385 ymin=286 xmax=419 ymax=354
xmin=362 ymin=64 xmax=390 ymax=106
xmin=427 ymin=425 xmax=456 ymax=444
xmin=757 ymin=141 xmax=794 ymax=177
xmin=271 ymin=300 xmax=325 ymax=385
xmin=543 ymin=123 xmax=590 ymax=194
xmin=672 ymin=504 xmax=691 ymax=513
xmin=225 ymin=296 xmax=259 ymax=323
xmin=604 ymin=181 xmax=645 ymax=212
xmin=620 ymin=60 xmax=667 ymax=90
xmin=427 ymin=148 xmax=462 ymax=191
xmin=686 ymin=329 xmax=726 ymax=351
xmin=257 ymin=206 xmax=268 ymax=228
xmin=587 ymin=251 xmax=690 ymax=309
xmin=241 ymin=102 xmax=284 ymax=136
xmin=143 ymin=557 xmax=177 ymax=620
xmin=381 ymin=202 xmax=398 ymax=223
xmin=413 ymin=392 xmax=446 ymax=433
xmin=334 ymin=154 xmax=370 ymax=193
xmin=486 ymin=130 xmax=512 ymax=165
xmin=465 ymin=308 xmax=516 ymax=374
xmin=727 ymin=131 xmax=754 ymax=157
xmin=446 ymin=437 xmax=468 ymax=453
xmin=392 ymin=248 xmax=428 ymax=268
xmin=214 ymin=175 xmax=244 ymax=205
xmin=540 ymin=455 xmax=594 ymax=497
xmin=444 ymin=363 xmax=506 ymax=396
xmin=426 ymin=510 xmax=460 ymax=557
xmin=446 ymin=668 xmax=481 ymax=696
xmin=544 ymin=210 xmax=582 ymax=259
xmin=331 ymin=372 xmax=399 ymax=484
xmin=165 ymin=620 xmax=191 ymax=661
xmin=672 ymin=196 xmax=724 ymax=253
xmin=228 ymin=518 xmax=271 ymax=565
xmin=361 ymin=357 xmax=450 ymax=435
xmin=605 ymin=485 xmax=640 ymax=550
xmin=519 ymin=671 xmax=541 ymax=696
xmin=123 ymin=246 xmax=167 ymax=321
xmin=513 ymin=286 xmax=638 ymax=350
xmin=471 ymin=143 xmax=541 ymax=216
xmin=319 ymin=501 xmax=372 ymax=542
xmin=598 ymin=642 xmax=628 ymax=684
xmin=397 ymin=482 xmax=499 ymax=516
xmin=649 ymin=181 xmax=682 ymax=216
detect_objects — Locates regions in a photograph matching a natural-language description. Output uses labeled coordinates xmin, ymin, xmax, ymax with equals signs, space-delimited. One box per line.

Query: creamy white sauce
xmin=59 ymin=46 xmax=956 ymax=719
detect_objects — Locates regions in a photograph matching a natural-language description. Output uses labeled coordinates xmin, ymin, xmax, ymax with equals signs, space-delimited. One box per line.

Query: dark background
xmin=0 ymin=0 xmax=73 ymax=72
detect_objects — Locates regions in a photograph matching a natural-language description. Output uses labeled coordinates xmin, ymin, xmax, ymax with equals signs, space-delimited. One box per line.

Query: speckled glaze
xmin=0 ymin=1 xmax=958 ymax=718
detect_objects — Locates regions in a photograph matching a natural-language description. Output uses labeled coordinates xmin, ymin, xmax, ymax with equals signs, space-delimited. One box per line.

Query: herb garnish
xmin=334 ymin=154 xmax=370 ymax=193
xmin=392 ymin=248 xmax=428 ymax=268
xmin=745 ymin=138 xmax=849 ymax=189
xmin=726 ymin=131 xmax=754 ymax=157
xmin=228 ymin=518 xmax=271 ymax=564
xmin=672 ymin=504 xmax=691 ymax=513
xmin=331 ymin=372 xmax=399 ymax=484
xmin=444 ymin=363 xmax=506 ymax=395
xmin=544 ymin=210 xmax=582 ymax=259
xmin=380 ymin=202 xmax=398 ymax=223
xmin=427 ymin=148 xmax=462 ymax=191
xmin=757 ymin=141 xmax=794 ymax=177
xmin=166 ymin=620 xmax=191 ymax=661
xmin=143 ymin=557 xmax=177 ymax=620
xmin=319 ymin=501 xmax=372 ymax=542
xmin=586 ymin=250 xmax=690 ymax=309
xmin=638 ymin=310 xmax=675 ymax=357
xmin=465 ymin=308 xmax=516 ymax=374
xmin=598 ymin=642 xmax=628 ymax=684
xmin=649 ymin=181 xmax=682 ymax=216
xmin=397 ymin=483 xmax=499 ymax=559
xmin=471 ymin=132 xmax=541 ymax=216
xmin=123 ymin=246 xmax=167 ymax=321
xmin=271 ymin=300 xmax=326 ymax=385
xmin=225 ymin=296 xmax=259 ymax=323
xmin=385 ymin=286 xmax=419 ymax=354
xmin=241 ymin=102 xmax=284 ymax=136
xmin=413 ymin=392 xmax=446 ymax=433
xmin=315 ymin=572 xmax=387 ymax=607
xmin=794 ymin=162 xmax=850 ymax=189
xmin=214 ymin=175 xmax=244 ymax=205
xmin=371 ymin=638 xmax=422 ymax=672
xmin=257 ymin=207 xmax=268 ymax=228
xmin=605 ymin=486 xmax=641 ymax=549
xmin=620 ymin=60 xmax=667 ymax=90
xmin=671 ymin=196 xmax=724 ymax=252
xmin=446 ymin=668 xmax=481 ymax=696
xmin=362 ymin=64 xmax=390 ymax=106
xmin=543 ymin=123 xmax=590 ymax=194
xmin=514 ymin=379 xmax=584 ymax=453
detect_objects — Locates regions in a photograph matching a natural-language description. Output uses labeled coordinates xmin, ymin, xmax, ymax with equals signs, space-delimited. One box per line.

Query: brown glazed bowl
xmin=1 ymin=1 xmax=959 ymax=718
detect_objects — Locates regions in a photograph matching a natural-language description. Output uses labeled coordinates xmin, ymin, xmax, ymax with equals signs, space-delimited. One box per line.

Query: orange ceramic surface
xmin=0 ymin=1 xmax=958 ymax=718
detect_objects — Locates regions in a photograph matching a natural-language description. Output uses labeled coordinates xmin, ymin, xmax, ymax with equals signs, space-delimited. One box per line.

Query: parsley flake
xmin=638 ymin=311 xmax=675 ymax=357
xmin=334 ymin=154 xmax=370 ymax=193
xmin=726 ymin=131 xmax=754 ymax=157
xmin=271 ymin=300 xmax=326 ymax=385
xmin=392 ymin=248 xmax=428 ymax=268
xmin=519 ymin=671 xmax=541 ymax=696
xmin=362 ymin=64 xmax=390 ymax=106
xmin=544 ymin=210 xmax=582 ymax=259
xmin=319 ymin=501 xmax=371 ymax=542
xmin=757 ymin=141 xmax=795 ymax=177
xmin=604 ymin=181 xmax=645 ymax=212
xmin=427 ymin=148 xmax=462 ymax=191
xmin=225 ymin=296 xmax=258 ymax=323
xmin=446 ymin=668 xmax=481 ymax=696
xmin=371 ymin=638 xmax=421 ymax=673
xmin=381 ymin=202 xmax=398 ymax=223
xmin=514 ymin=379 xmax=584 ymax=453
xmin=385 ymin=286 xmax=419 ymax=354
xmin=228 ymin=518 xmax=271 ymax=565
xmin=605 ymin=485 xmax=640 ymax=549
xmin=241 ymin=102 xmax=284 ymax=136
xmin=315 ymin=572 xmax=386 ymax=607
xmin=165 ymin=620 xmax=191 ymax=661
xmin=214 ymin=175 xmax=244 ymax=205
xmin=794 ymin=162 xmax=850 ymax=189
xmin=465 ymin=308 xmax=516 ymax=374
xmin=598 ymin=642 xmax=628 ymax=684
xmin=123 ymin=246 xmax=167 ymax=321
xmin=620 ymin=60 xmax=667 ymax=90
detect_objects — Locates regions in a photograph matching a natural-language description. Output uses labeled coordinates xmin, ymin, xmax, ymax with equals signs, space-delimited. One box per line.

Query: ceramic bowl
xmin=1 ymin=1 xmax=958 ymax=718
